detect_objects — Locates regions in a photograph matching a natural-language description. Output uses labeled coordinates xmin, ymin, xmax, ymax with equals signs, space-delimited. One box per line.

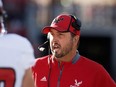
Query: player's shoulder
xmin=1 ymin=34 xmax=33 ymax=51
xmin=6 ymin=34 xmax=30 ymax=43
xmin=11 ymin=34 xmax=32 ymax=45
xmin=1 ymin=34 xmax=28 ymax=42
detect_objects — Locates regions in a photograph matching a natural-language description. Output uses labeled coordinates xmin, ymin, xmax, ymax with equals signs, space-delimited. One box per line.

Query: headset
xmin=70 ymin=15 xmax=81 ymax=31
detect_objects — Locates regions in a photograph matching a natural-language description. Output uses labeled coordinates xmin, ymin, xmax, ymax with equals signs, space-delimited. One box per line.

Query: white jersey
xmin=0 ymin=34 xmax=35 ymax=87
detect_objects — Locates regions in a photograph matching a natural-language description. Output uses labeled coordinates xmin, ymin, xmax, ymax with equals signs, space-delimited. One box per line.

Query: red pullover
xmin=32 ymin=53 xmax=116 ymax=87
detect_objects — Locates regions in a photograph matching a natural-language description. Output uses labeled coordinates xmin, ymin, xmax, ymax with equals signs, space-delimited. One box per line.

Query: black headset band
xmin=69 ymin=15 xmax=81 ymax=31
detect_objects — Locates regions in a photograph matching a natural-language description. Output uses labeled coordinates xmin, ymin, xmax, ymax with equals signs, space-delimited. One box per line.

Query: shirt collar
xmin=72 ymin=51 xmax=80 ymax=64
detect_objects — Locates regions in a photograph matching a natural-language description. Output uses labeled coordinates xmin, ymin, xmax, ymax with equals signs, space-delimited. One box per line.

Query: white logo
xmin=40 ymin=76 xmax=47 ymax=81
xmin=70 ymin=79 xmax=82 ymax=87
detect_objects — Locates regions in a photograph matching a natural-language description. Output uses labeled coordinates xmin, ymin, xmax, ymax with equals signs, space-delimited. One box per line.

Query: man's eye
xmin=59 ymin=34 xmax=62 ymax=35
xmin=59 ymin=33 xmax=64 ymax=35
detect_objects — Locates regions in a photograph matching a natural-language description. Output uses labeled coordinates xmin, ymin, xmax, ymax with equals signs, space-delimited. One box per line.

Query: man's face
xmin=48 ymin=29 xmax=75 ymax=58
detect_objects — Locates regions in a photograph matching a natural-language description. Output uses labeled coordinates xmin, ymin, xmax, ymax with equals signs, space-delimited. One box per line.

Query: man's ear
xmin=73 ymin=35 xmax=80 ymax=49
xmin=73 ymin=35 xmax=79 ymax=43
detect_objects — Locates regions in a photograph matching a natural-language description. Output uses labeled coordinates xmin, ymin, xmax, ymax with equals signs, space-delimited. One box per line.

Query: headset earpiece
xmin=70 ymin=15 xmax=81 ymax=31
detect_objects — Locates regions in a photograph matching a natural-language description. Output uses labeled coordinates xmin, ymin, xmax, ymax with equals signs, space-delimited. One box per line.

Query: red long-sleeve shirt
xmin=32 ymin=53 xmax=116 ymax=87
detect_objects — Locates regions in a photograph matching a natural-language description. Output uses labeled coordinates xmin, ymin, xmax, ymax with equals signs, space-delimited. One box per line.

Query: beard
xmin=55 ymin=46 xmax=73 ymax=58
xmin=51 ymin=39 xmax=74 ymax=58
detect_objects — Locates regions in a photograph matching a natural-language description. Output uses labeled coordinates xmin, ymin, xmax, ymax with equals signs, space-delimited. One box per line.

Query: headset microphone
xmin=38 ymin=40 xmax=49 ymax=51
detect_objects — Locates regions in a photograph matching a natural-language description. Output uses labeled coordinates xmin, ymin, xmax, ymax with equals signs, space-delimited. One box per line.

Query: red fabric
xmin=32 ymin=55 xmax=116 ymax=87
xmin=0 ymin=68 xmax=15 ymax=87
xmin=42 ymin=14 xmax=80 ymax=35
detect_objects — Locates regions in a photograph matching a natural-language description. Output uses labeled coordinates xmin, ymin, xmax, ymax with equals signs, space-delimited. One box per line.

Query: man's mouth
xmin=52 ymin=44 xmax=60 ymax=51
xmin=53 ymin=46 xmax=59 ymax=50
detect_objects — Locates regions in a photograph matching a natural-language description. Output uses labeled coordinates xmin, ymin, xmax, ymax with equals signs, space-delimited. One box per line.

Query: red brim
xmin=42 ymin=26 xmax=68 ymax=34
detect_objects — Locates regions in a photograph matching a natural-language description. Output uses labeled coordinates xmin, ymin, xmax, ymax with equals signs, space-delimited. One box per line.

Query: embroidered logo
xmin=53 ymin=17 xmax=64 ymax=24
xmin=70 ymin=79 xmax=82 ymax=87
xmin=40 ymin=76 xmax=47 ymax=81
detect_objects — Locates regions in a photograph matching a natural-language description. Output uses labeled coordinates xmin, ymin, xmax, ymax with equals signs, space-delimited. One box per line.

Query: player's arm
xmin=21 ymin=68 xmax=35 ymax=87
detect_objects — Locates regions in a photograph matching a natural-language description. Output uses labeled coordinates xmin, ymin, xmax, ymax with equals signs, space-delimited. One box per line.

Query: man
xmin=0 ymin=0 xmax=35 ymax=87
xmin=32 ymin=14 xmax=116 ymax=87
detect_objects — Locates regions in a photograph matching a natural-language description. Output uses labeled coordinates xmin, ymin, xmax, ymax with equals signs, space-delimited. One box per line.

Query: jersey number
xmin=0 ymin=68 xmax=16 ymax=87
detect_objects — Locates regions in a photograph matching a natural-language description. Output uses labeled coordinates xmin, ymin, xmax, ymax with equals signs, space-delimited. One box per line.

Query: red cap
xmin=42 ymin=14 xmax=81 ymax=35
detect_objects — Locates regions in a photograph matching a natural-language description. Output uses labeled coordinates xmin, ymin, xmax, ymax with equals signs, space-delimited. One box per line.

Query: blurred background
xmin=2 ymin=0 xmax=116 ymax=82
